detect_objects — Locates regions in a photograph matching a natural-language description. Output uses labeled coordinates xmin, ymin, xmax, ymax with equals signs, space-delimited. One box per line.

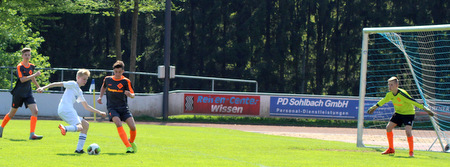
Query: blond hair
xmin=388 ymin=76 xmax=398 ymax=84
xmin=77 ymin=69 xmax=91 ymax=78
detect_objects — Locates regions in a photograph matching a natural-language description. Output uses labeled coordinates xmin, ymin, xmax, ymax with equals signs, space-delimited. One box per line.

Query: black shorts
xmin=390 ymin=113 xmax=415 ymax=127
xmin=11 ymin=94 xmax=35 ymax=108
xmin=108 ymin=106 xmax=133 ymax=122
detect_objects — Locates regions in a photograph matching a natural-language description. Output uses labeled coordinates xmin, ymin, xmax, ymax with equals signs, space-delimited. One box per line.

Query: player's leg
xmin=59 ymin=123 xmax=82 ymax=135
xmin=80 ymin=119 xmax=89 ymax=134
xmin=1 ymin=95 xmax=22 ymax=138
xmin=75 ymin=119 xmax=89 ymax=153
xmin=405 ymin=125 xmax=414 ymax=157
xmin=1 ymin=108 xmax=18 ymax=128
xmin=404 ymin=114 xmax=415 ymax=157
xmin=28 ymin=103 xmax=43 ymax=140
xmin=125 ymin=116 xmax=137 ymax=152
xmin=382 ymin=121 xmax=397 ymax=155
xmin=110 ymin=108 xmax=133 ymax=153
xmin=0 ymin=108 xmax=18 ymax=138
xmin=58 ymin=109 xmax=82 ymax=135
xmin=113 ymin=116 xmax=133 ymax=153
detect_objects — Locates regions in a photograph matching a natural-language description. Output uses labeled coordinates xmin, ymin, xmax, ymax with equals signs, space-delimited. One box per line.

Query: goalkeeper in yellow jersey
xmin=367 ymin=76 xmax=434 ymax=157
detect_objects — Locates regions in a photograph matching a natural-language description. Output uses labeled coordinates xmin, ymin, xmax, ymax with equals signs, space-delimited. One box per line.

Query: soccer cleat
xmin=126 ymin=147 xmax=134 ymax=153
xmin=131 ymin=142 xmax=137 ymax=153
xmin=29 ymin=134 xmax=43 ymax=140
xmin=75 ymin=149 xmax=85 ymax=154
xmin=129 ymin=139 xmax=137 ymax=153
xmin=409 ymin=151 xmax=414 ymax=157
xmin=58 ymin=124 xmax=66 ymax=136
xmin=0 ymin=127 xmax=3 ymax=138
xmin=381 ymin=148 xmax=395 ymax=155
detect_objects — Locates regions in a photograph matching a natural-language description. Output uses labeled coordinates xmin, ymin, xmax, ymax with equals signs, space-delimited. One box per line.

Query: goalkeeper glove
xmin=367 ymin=105 xmax=377 ymax=115
xmin=424 ymin=107 xmax=435 ymax=117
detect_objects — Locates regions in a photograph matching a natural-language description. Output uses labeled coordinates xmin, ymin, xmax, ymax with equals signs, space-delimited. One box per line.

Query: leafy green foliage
xmin=1 ymin=0 xmax=166 ymax=92
xmin=0 ymin=1 xmax=52 ymax=89
xmin=98 ymin=0 xmax=165 ymax=16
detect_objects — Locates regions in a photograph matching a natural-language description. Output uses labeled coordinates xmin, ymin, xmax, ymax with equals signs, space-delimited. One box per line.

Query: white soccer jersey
xmin=57 ymin=81 xmax=86 ymax=125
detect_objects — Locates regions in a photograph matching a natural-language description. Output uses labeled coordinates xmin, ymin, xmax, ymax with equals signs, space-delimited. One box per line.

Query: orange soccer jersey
xmin=101 ymin=75 xmax=134 ymax=108
xmin=11 ymin=62 xmax=35 ymax=96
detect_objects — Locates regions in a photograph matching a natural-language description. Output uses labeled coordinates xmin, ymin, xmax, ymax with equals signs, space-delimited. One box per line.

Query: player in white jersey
xmin=37 ymin=69 xmax=106 ymax=153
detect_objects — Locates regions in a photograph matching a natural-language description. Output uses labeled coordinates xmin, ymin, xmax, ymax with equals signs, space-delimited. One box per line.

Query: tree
xmin=129 ymin=0 xmax=139 ymax=85
xmin=0 ymin=0 xmax=64 ymax=89
xmin=114 ymin=0 xmax=122 ymax=60
xmin=107 ymin=0 xmax=163 ymax=78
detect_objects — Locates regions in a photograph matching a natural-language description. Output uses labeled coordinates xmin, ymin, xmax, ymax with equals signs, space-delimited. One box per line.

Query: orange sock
xmin=407 ymin=136 xmax=414 ymax=152
xmin=130 ymin=129 xmax=136 ymax=143
xmin=30 ymin=116 xmax=37 ymax=133
xmin=117 ymin=126 xmax=131 ymax=147
xmin=1 ymin=114 xmax=11 ymax=128
xmin=387 ymin=131 xmax=394 ymax=149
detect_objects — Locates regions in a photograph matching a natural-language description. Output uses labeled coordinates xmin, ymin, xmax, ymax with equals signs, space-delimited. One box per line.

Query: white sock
xmin=65 ymin=125 xmax=77 ymax=132
xmin=76 ymin=133 xmax=87 ymax=151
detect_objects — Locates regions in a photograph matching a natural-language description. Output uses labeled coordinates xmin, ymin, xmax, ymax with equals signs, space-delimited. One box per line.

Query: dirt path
xmin=143 ymin=122 xmax=359 ymax=144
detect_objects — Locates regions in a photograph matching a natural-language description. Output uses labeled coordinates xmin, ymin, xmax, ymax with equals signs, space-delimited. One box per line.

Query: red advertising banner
xmin=184 ymin=94 xmax=260 ymax=115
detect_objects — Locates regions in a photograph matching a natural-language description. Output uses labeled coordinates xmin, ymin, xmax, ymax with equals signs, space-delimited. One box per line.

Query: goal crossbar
xmin=363 ymin=24 xmax=450 ymax=33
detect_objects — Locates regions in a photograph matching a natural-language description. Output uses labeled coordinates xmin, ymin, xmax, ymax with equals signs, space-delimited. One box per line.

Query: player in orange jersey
xmin=97 ymin=60 xmax=137 ymax=153
xmin=0 ymin=48 xmax=43 ymax=140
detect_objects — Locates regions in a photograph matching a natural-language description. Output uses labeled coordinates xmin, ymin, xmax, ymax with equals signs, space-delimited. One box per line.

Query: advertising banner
xmin=270 ymin=96 xmax=395 ymax=119
xmin=184 ymin=94 xmax=260 ymax=115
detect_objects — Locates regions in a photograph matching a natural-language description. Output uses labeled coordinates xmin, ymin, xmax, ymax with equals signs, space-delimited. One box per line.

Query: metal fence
xmin=0 ymin=66 xmax=258 ymax=93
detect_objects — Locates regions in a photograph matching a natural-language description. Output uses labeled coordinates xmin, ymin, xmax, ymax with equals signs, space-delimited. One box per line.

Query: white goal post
xmin=358 ymin=24 xmax=450 ymax=152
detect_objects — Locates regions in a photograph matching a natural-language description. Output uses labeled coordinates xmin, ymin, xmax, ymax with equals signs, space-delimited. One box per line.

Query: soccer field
xmin=0 ymin=120 xmax=447 ymax=166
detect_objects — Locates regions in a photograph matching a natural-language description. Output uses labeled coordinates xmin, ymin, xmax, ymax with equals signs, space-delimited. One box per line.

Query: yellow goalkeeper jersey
xmin=376 ymin=88 xmax=425 ymax=115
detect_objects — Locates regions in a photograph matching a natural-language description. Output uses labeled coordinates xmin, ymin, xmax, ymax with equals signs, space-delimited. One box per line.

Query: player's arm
xmin=406 ymin=100 xmax=435 ymax=116
xmin=367 ymin=93 xmax=392 ymax=114
xmin=37 ymin=82 xmax=64 ymax=93
xmin=19 ymin=71 xmax=41 ymax=83
xmin=97 ymin=80 xmax=107 ymax=104
xmin=124 ymin=90 xmax=135 ymax=98
xmin=400 ymin=92 xmax=435 ymax=116
xmin=31 ymin=77 xmax=40 ymax=89
xmin=422 ymin=106 xmax=435 ymax=116
xmin=81 ymin=101 xmax=106 ymax=117
xmin=124 ymin=79 xmax=135 ymax=98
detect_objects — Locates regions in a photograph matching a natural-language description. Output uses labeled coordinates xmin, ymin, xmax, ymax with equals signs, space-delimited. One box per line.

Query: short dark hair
xmin=113 ymin=60 xmax=125 ymax=69
xmin=21 ymin=48 xmax=31 ymax=54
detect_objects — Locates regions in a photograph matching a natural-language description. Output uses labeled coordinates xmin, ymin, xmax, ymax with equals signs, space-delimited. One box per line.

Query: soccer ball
xmin=87 ymin=143 xmax=101 ymax=155
xmin=445 ymin=144 xmax=450 ymax=153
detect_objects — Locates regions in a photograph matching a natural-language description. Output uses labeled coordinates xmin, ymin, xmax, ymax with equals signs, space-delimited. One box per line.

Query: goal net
xmin=357 ymin=24 xmax=450 ymax=152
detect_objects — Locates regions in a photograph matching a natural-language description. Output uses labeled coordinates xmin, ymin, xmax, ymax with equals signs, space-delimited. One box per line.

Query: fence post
xmin=60 ymin=70 xmax=64 ymax=91
xmin=10 ymin=68 xmax=14 ymax=90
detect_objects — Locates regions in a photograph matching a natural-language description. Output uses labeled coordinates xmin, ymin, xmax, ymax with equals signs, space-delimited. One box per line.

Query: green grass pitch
xmin=0 ymin=120 xmax=447 ymax=166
